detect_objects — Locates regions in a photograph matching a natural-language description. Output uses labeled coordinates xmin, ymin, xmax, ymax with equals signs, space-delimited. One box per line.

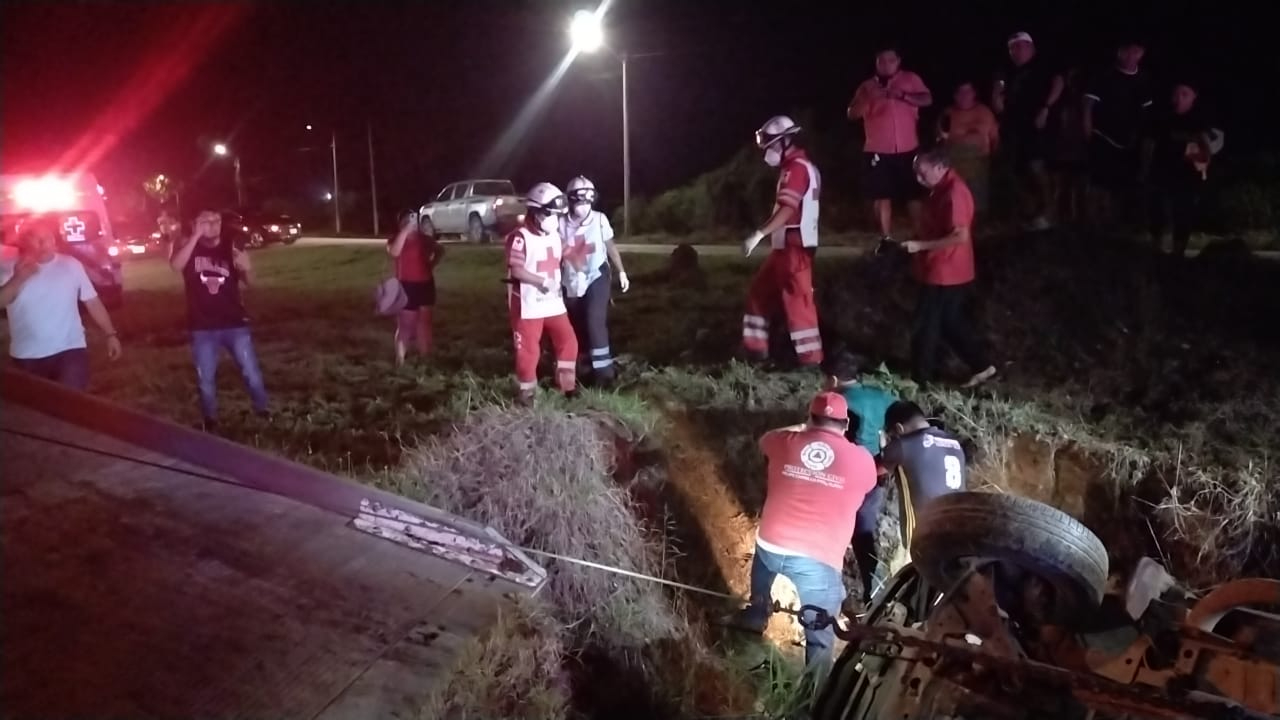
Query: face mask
xmin=764 ymin=145 xmax=783 ymax=167
xmin=539 ymin=213 xmax=560 ymax=234
xmin=572 ymin=203 xmax=591 ymax=220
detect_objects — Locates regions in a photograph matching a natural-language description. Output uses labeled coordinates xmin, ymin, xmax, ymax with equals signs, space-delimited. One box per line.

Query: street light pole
xmin=367 ymin=121 xmax=379 ymax=236
xmin=330 ymin=129 xmax=342 ymax=234
xmin=232 ymin=156 xmax=244 ymax=208
xmin=621 ymin=52 xmax=631 ymax=241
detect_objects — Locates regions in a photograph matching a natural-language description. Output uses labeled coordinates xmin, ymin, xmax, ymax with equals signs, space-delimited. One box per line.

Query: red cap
xmin=809 ymin=392 xmax=848 ymax=421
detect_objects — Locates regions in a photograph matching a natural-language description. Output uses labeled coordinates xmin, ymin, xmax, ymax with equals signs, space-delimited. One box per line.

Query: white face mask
xmin=572 ymin=203 xmax=591 ymax=220
xmin=764 ymin=145 xmax=783 ymax=167
xmin=539 ymin=213 xmax=560 ymax=234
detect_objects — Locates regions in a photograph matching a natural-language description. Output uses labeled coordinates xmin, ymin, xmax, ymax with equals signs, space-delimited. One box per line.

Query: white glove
xmin=571 ymin=271 xmax=589 ymax=297
xmin=742 ymin=230 xmax=765 ymax=257
xmin=618 ymin=271 xmax=630 ymax=293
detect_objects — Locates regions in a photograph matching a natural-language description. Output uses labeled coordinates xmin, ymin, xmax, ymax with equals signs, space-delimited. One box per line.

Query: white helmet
xmin=755 ymin=115 xmax=801 ymax=149
xmin=566 ymin=175 xmax=598 ymax=205
xmin=525 ymin=181 xmax=569 ymax=215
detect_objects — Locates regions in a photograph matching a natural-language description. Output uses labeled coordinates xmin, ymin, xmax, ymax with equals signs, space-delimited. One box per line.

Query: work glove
xmin=742 ymin=230 xmax=765 ymax=257
xmin=618 ymin=271 xmax=630 ymax=293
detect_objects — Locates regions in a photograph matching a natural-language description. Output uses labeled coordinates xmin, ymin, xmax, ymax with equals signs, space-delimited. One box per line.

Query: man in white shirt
xmin=0 ymin=217 xmax=122 ymax=389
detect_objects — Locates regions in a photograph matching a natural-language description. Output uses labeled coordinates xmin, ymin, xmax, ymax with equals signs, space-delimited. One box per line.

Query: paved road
xmin=298 ymin=236 xmax=863 ymax=256
xmin=299 ymin=235 xmax=1280 ymax=260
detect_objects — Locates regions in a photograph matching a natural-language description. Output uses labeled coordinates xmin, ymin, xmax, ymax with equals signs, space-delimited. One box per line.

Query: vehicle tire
xmin=909 ymin=491 xmax=1109 ymax=622
xmin=249 ymin=231 xmax=266 ymax=249
xmin=466 ymin=213 xmax=485 ymax=244
xmin=282 ymin=235 xmax=297 ymax=246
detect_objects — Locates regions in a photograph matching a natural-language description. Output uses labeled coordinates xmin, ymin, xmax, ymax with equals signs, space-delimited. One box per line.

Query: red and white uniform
xmin=506 ymin=223 xmax=577 ymax=393
xmin=742 ymin=150 xmax=824 ymax=365
xmin=757 ymin=423 xmax=877 ymax=570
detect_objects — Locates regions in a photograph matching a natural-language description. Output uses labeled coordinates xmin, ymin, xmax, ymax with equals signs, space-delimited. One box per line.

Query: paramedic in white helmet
xmin=505 ymin=182 xmax=579 ymax=403
xmin=560 ymin=175 xmax=629 ymax=386
xmin=742 ymin=115 xmax=824 ymax=367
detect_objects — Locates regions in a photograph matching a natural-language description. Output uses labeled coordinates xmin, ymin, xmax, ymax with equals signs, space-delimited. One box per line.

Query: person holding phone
xmin=847 ymin=44 xmax=933 ymax=245
xmin=169 ymin=208 xmax=268 ymax=431
xmin=387 ymin=210 xmax=445 ymax=366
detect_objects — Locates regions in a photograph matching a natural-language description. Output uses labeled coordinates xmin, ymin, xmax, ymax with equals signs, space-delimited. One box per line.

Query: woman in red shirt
xmin=387 ymin=211 xmax=445 ymax=366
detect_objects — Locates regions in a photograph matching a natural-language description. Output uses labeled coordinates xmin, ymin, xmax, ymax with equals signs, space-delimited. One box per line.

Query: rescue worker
xmin=865 ymin=400 xmax=968 ymax=595
xmin=821 ymin=350 xmax=900 ymax=609
xmin=505 ymin=182 xmax=578 ymax=404
xmin=734 ymin=392 xmax=877 ymax=677
xmin=560 ymin=175 xmax=630 ymax=387
xmin=741 ymin=115 xmax=824 ymax=368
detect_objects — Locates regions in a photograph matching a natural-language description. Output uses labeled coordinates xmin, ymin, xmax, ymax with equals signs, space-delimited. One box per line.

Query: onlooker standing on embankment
xmin=169 ymin=209 xmax=269 ymax=431
xmin=387 ymin=210 xmax=444 ymax=367
xmin=1148 ymin=78 xmax=1218 ymax=258
xmin=993 ymin=31 xmax=1064 ymax=232
xmin=937 ymin=80 xmax=1000 ymax=216
xmin=733 ymin=392 xmax=877 ymax=678
xmin=848 ymin=44 xmax=932 ymax=245
xmin=1084 ymin=37 xmax=1154 ymax=228
xmin=896 ymin=148 xmax=997 ymax=388
xmin=0 ymin=217 xmax=122 ymax=389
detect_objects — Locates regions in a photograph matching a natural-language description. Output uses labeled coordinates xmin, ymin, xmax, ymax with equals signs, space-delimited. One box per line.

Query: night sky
xmin=4 ymin=0 xmax=1275 ymax=228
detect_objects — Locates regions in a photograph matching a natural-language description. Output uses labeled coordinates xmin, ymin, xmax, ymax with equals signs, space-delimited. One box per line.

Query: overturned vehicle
xmin=807 ymin=492 xmax=1279 ymax=720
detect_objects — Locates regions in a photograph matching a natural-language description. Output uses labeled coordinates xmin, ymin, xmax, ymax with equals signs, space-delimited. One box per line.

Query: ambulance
xmin=0 ymin=173 xmax=124 ymax=307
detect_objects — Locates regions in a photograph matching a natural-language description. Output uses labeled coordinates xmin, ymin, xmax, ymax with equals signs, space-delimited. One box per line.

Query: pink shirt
xmin=757 ymin=424 xmax=877 ymax=570
xmin=849 ymin=71 xmax=930 ymax=154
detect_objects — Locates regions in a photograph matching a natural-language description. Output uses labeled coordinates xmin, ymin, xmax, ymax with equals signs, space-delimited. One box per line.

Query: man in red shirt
xmin=742 ymin=115 xmax=824 ymax=367
xmin=848 ymin=44 xmax=933 ymax=245
xmin=733 ymin=392 xmax=877 ymax=676
xmin=898 ymin=148 xmax=997 ymax=387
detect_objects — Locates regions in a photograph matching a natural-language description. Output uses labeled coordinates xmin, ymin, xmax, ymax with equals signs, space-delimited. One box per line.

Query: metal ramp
xmin=0 ymin=368 xmax=545 ymax=720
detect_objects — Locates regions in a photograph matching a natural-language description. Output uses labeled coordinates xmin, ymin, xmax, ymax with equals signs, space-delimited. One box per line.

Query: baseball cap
xmin=1008 ymin=31 xmax=1034 ymax=46
xmin=809 ymin=392 xmax=849 ymax=421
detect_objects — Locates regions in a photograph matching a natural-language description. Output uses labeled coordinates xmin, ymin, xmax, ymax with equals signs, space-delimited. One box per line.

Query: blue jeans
xmin=191 ymin=327 xmax=268 ymax=420
xmin=744 ymin=542 xmax=847 ymax=673
xmin=11 ymin=348 xmax=90 ymax=391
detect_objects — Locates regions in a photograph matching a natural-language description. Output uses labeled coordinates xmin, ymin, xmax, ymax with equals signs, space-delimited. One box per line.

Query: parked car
xmin=108 ymin=219 xmax=164 ymax=260
xmin=224 ymin=211 xmax=302 ymax=248
xmin=419 ymin=179 xmax=525 ymax=243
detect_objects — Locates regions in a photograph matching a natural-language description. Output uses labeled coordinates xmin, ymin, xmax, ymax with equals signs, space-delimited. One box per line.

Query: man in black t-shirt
xmin=854 ymin=400 xmax=967 ymax=604
xmin=169 ymin=209 xmax=269 ymax=430
xmin=993 ymin=32 xmax=1064 ymax=231
xmin=1084 ymin=39 xmax=1154 ymax=224
xmin=1149 ymin=79 xmax=1217 ymax=257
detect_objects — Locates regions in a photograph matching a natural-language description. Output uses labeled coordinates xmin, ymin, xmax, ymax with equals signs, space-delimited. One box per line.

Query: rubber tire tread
xmin=909 ymin=491 xmax=1109 ymax=620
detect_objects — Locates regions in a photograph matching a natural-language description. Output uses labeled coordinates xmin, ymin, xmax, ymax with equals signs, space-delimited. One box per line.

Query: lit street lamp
xmin=211 ymin=141 xmax=244 ymax=207
xmin=569 ymin=8 xmax=631 ymax=240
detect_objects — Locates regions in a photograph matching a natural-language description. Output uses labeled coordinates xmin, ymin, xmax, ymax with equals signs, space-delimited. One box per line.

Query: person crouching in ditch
xmin=732 ymin=392 xmax=877 ymax=678
xmin=387 ymin=210 xmax=445 ymax=367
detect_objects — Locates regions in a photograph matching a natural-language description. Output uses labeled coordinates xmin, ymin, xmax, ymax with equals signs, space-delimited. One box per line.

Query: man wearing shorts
xmin=848 ymin=44 xmax=933 ymax=244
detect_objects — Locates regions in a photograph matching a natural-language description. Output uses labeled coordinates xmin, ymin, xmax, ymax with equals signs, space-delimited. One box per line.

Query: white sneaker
xmin=962 ymin=365 xmax=998 ymax=388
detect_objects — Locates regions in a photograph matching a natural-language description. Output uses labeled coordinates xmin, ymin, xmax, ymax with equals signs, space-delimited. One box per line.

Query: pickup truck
xmin=419 ymin=179 xmax=525 ymax=243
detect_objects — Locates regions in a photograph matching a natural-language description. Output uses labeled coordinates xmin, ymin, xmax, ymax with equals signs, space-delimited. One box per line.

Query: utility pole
xmin=367 ymin=121 xmax=379 ymax=236
xmin=233 ymin=156 xmax=244 ymax=208
xmin=330 ymin=130 xmax=342 ymax=234
xmin=621 ymin=52 xmax=631 ymax=241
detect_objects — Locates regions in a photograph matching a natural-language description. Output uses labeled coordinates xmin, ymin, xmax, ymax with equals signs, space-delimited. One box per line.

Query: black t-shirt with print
xmin=1085 ymin=67 xmax=1154 ymax=148
xmin=182 ymin=237 xmax=249 ymax=331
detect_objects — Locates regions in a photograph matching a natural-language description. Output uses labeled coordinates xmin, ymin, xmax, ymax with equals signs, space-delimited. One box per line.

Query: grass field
xmin=13 ymin=236 xmax=1280 ymax=718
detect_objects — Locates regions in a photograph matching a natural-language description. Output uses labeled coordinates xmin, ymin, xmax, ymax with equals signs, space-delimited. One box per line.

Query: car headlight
xmin=269 ymin=224 xmax=280 ymax=232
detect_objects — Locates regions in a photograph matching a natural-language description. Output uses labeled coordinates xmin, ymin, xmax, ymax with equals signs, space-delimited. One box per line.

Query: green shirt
xmin=838 ymin=383 xmax=898 ymax=451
